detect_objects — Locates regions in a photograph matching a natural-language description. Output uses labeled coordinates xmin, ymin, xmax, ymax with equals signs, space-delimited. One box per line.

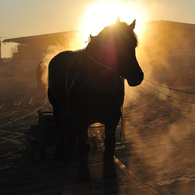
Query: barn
xmin=139 ymin=20 xmax=195 ymax=86
xmin=1 ymin=31 xmax=80 ymax=78
xmin=1 ymin=20 xmax=195 ymax=82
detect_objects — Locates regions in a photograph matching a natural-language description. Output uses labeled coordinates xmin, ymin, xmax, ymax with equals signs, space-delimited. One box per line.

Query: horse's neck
xmin=85 ymin=42 xmax=117 ymax=74
xmin=82 ymin=46 xmax=119 ymax=90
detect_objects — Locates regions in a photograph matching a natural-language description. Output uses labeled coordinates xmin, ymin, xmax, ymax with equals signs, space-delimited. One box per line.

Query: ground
xmin=0 ymin=78 xmax=195 ymax=195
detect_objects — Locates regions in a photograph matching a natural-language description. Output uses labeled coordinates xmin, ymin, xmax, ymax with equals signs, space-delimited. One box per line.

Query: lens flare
xmin=77 ymin=1 xmax=148 ymax=42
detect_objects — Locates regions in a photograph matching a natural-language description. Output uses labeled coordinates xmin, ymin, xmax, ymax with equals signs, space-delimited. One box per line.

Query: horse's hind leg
xmin=77 ymin=124 xmax=91 ymax=182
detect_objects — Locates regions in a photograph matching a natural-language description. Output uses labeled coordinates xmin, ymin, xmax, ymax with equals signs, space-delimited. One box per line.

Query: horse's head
xmin=115 ymin=18 xmax=144 ymax=86
xmin=88 ymin=18 xmax=144 ymax=87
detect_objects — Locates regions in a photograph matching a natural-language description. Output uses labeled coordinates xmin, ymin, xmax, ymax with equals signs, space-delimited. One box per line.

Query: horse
xmin=48 ymin=18 xmax=144 ymax=182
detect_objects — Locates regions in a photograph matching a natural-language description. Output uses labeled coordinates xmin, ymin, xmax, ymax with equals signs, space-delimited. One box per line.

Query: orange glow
xmin=77 ymin=1 xmax=149 ymax=42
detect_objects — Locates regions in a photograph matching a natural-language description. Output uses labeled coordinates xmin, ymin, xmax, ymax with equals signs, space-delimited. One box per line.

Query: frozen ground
xmin=0 ymin=78 xmax=195 ymax=195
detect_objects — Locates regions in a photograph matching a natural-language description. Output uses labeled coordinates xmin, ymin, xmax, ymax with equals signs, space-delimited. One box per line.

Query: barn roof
xmin=147 ymin=20 xmax=195 ymax=30
xmin=3 ymin=31 xmax=77 ymax=45
xmin=2 ymin=20 xmax=195 ymax=45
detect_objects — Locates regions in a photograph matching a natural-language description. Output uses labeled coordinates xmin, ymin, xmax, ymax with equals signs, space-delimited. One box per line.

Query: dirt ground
xmin=0 ymin=78 xmax=195 ymax=195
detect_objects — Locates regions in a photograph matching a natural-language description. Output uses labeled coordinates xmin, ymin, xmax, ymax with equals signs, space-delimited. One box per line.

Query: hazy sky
xmin=0 ymin=0 xmax=195 ymax=57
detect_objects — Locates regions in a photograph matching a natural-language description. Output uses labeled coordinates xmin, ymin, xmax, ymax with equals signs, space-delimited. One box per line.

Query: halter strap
xmin=82 ymin=49 xmax=123 ymax=94
xmin=83 ymin=50 xmax=119 ymax=73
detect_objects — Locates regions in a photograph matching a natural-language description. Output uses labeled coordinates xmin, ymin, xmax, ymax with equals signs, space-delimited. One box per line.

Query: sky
xmin=0 ymin=0 xmax=195 ymax=57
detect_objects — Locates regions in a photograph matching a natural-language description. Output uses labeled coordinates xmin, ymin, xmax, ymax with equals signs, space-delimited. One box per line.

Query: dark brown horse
xmin=48 ymin=18 xmax=144 ymax=182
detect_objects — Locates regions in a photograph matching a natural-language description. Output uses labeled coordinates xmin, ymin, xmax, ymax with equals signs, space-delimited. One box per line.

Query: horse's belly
xmin=69 ymin=88 xmax=122 ymax=124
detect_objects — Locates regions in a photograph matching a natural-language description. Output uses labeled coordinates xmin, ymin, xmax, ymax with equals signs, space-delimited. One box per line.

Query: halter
xmin=83 ymin=49 xmax=119 ymax=73
xmin=82 ymin=49 xmax=123 ymax=94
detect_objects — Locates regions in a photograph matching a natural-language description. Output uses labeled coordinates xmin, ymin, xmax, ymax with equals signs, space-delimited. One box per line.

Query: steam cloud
xmin=40 ymin=31 xmax=86 ymax=89
xmin=123 ymin=20 xmax=195 ymax=191
xmin=39 ymin=20 xmax=195 ymax=190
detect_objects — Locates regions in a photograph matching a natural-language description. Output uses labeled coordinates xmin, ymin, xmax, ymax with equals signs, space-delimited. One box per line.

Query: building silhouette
xmin=1 ymin=20 xmax=195 ymax=83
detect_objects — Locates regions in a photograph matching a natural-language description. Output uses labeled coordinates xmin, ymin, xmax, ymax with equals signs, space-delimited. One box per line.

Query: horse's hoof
xmin=103 ymin=169 xmax=117 ymax=179
xmin=77 ymin=174 xmax=91 ymax=183
xmin=77 ymin=166 xmax=91 ymax=183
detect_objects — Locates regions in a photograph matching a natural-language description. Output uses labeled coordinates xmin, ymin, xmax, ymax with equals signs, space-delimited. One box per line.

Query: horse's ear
xmin=90 ymin=34 xmax=94 ymax=40
xmin=129 ymin=19 xmax=136 ymax=30
xmin=115 ymin=17 xmax=120 ymax=24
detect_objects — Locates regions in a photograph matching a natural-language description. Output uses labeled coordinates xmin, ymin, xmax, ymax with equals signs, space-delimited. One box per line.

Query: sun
xmin=77 ymin=1 xmax=148 ymax=42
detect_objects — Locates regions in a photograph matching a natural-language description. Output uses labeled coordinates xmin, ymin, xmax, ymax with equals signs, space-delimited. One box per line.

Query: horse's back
xmin=48 ymin=50 xmax=82 ymax=109
xmin=49 ymin=50 xmax=81 ymax=75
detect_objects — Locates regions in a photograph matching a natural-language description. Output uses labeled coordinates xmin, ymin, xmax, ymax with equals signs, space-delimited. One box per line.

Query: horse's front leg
xmin=77 ymin=124 xmax=91 ymax=182
xmin=103 ymin=122 xmax=118 ymax=178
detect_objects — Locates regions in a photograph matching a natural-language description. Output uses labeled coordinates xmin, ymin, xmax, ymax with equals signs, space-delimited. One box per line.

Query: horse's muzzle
xmin=127 ymin=73 xmax=144 ymax=87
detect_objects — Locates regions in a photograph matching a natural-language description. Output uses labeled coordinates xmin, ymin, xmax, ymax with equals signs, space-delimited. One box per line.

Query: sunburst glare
xmin=77 ymin=1 xmax=148 ymax=43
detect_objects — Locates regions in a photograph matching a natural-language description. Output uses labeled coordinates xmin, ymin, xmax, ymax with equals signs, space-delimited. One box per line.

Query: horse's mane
xmin=86 ymin=21 xmax=138 ymax=50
